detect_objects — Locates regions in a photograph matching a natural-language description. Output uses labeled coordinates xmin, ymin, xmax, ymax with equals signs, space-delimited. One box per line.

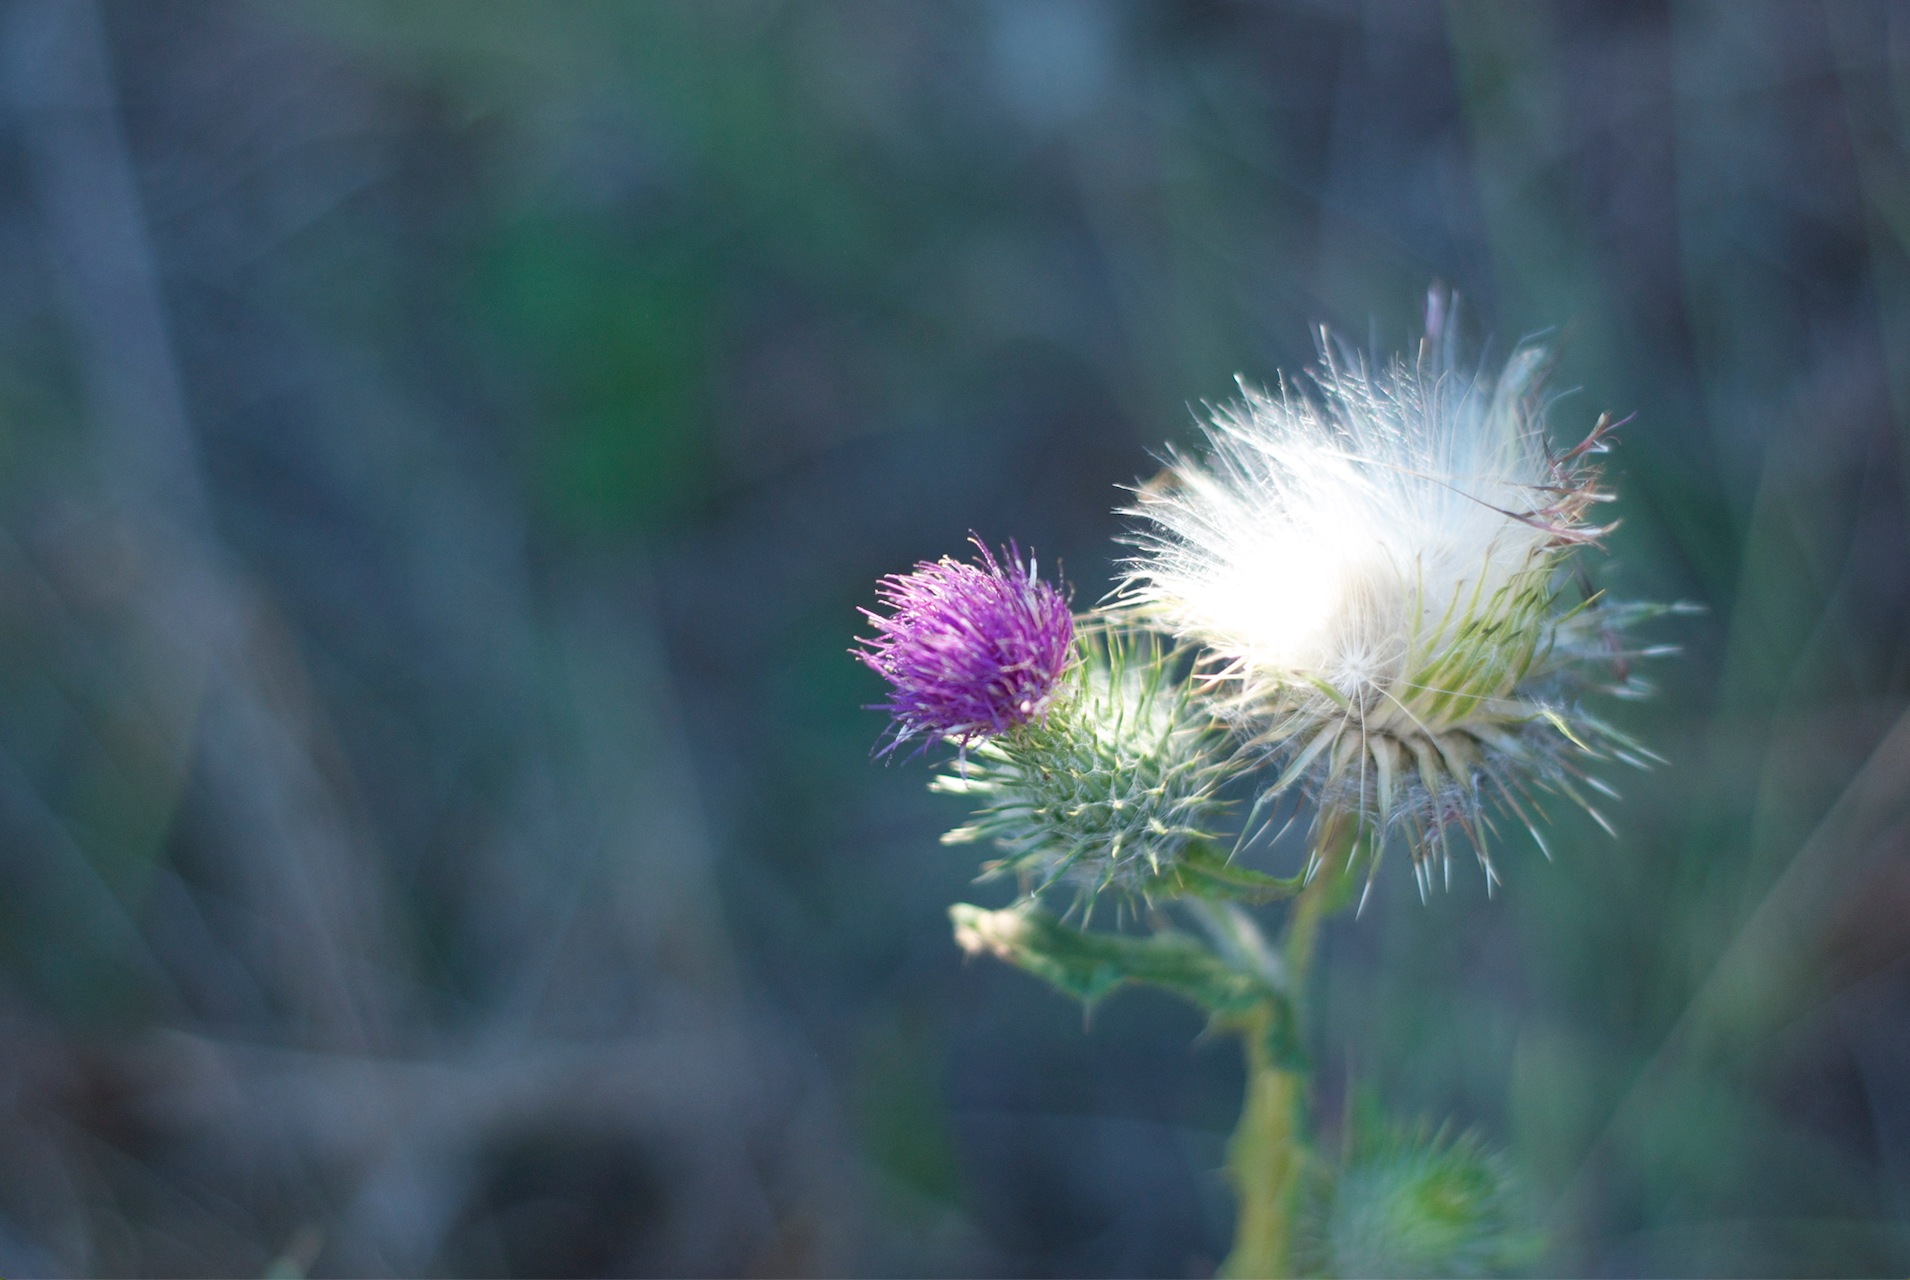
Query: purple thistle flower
xmin=856 ymin=537 xmax=1074 ymax=753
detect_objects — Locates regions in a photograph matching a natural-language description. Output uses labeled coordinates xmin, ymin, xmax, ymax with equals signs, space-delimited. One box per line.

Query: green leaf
xmin=1145 ymin=841 xmax=1308 ymax=905
xmin=949 ymin=902 xmax=1274 ymax=1016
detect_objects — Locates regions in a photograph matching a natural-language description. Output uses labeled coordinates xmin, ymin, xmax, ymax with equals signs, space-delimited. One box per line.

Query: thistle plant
xmin=857 ymin=295 xmax=1685 ymax=1277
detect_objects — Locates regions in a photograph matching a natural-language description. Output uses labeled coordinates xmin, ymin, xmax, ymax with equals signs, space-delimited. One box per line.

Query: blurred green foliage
xmin=478 ymin=219 xmax=714 ymax=529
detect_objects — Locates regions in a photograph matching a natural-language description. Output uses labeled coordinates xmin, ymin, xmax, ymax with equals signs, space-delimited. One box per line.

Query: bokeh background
xmin=0 ymin=0 xmax=1904 ymax=1274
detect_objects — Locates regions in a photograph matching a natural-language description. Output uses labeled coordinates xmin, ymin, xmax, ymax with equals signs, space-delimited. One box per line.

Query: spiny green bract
xmin=932 ymin=627 xmax=1230 ymax=899
xmin=1274 ymin=582 xmax=1687 ymax=899
xmin=1301 ymin=1119 xmax=1542 ymax=1279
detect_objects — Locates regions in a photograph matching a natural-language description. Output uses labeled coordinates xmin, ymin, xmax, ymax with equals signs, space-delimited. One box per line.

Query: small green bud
xmin=1306 ymin=1120 xmax=1542 ymax=1279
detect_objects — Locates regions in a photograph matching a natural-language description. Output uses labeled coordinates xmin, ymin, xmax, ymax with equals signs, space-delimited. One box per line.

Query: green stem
xmin=1218 ymin=1002 xmax=1308 ymax=1279
xmin=1218 ymin=818 xmax=1364 ymax=1279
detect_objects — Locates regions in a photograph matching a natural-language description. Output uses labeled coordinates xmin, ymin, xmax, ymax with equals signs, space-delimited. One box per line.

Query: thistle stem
xmin=1218 ymin=1003 xmax=1308 ymax=1279
xmin=1218 ymin=819 xmax=1362 ymax=1279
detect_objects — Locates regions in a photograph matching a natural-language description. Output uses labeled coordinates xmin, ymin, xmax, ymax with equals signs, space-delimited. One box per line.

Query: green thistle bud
xmin=932 ymin=625 xmax=1231 ymax=900
xmin=1302 ymin=1120 xmax=1542 ymax=1279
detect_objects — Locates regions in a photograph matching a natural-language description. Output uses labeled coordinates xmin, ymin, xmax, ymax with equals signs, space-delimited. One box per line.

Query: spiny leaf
xmin=1145 ymin=842 xmax=1308 ymax=904
xmin=949 ymin=902 xmax=1275 ymax=1017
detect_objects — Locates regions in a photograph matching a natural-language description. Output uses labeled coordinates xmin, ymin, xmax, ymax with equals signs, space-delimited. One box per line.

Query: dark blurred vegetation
xmin=0 ymin=0 xmax=1904 ymax=1274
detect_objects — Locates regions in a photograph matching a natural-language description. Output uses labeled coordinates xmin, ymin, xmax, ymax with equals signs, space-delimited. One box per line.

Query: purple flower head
xmin=856 ymin=537 xmax=1074 ymax=754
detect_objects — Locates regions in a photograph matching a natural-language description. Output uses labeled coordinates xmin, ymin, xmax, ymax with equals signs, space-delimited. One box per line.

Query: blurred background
xmin=0 ymin=0 xmax=1903 ymax=1274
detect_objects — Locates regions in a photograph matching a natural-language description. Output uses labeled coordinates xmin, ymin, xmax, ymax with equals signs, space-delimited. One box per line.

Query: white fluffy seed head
xmin=1117 ymin=331 xmax=1665 ymax=883
xmin=1123 ymin=343 xmax=1584 ymax=712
